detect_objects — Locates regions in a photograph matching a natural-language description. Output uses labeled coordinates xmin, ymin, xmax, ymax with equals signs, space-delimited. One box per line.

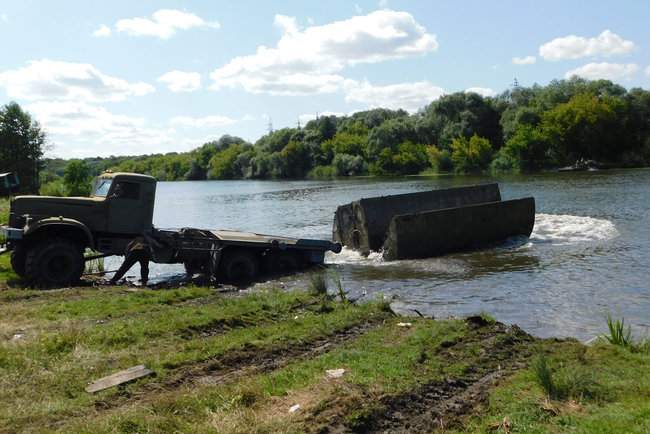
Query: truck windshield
xmin=94 ymin=179 xmax=112 ymax=197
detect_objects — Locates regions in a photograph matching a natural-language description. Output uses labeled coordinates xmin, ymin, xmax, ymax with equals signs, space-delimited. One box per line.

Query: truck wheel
xmin=219 ymin=250 xmax=259 ymax=282
xmin=184 ymin=258 xmax=209 ymax=275
xmin=25 ymin=238 xmax=84 ymax=287
xmin=264 ymin=251 xmax=299 ymax=273
xmin=10 ymin=245 xmax=27 ymax=278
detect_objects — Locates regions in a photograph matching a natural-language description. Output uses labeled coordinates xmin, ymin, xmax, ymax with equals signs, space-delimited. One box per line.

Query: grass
xmin=308 ymin=271 xmax=327 ymax=296
xmin=605 ymin=314 xmax=633 ymax=348
xmin=1 ymin=253 xmax=650 ymax=432
xmin=460 ymin=340 xmax=650 ymax=434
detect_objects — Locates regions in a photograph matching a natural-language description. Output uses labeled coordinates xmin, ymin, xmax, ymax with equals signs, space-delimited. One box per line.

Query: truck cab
xmin=3 ymin=172 xmax=156 ymax=286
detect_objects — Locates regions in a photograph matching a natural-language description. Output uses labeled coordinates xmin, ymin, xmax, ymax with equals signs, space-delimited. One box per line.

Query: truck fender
xmin=24 ymin=217 xmax=94 ymax=248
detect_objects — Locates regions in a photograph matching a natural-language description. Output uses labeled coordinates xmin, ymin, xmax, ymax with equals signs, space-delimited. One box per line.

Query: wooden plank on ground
xmin=85 ymin=365 xmax=154 ymax=393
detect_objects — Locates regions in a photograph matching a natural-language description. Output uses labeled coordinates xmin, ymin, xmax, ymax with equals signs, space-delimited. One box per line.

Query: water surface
xmin=114 ymin=169 xmax=650 ymax=340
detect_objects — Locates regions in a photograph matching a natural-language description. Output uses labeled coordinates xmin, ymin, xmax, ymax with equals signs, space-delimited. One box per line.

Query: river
xmin=110 ymin=168 xmax=650 ymax=340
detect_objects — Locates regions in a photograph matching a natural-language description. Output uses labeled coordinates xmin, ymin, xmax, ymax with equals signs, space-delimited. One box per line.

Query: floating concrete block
xmin=333 ymin=184 xmax=502 ymax=254
xmin=382 ymin=197 xmax=535 ymax=260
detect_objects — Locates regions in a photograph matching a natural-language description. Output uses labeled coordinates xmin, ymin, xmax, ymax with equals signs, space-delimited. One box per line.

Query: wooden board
xmin=85 ymin=365 xmax=154 ymax=393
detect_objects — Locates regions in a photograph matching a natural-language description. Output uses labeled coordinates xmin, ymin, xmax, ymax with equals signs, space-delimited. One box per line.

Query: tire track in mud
xmin=312 ymin=317 xmax=536 ymax=434
xmin=91 ymin=315 xmax=388 ymax=413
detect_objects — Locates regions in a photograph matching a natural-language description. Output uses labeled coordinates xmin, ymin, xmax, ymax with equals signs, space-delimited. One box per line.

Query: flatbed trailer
xmin=144 ymin=227 xmax=340 ymax=281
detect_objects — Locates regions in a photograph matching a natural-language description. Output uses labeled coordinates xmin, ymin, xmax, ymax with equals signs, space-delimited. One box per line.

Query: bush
xmin=369 ymin=141 xmax=429 ymax=175
xmin=308 ymin=165 xmax=337 ymax=178
xmin=490 ymin=148 xmax=521 ymax=174
xmin=309 ymin=272 xmax=328 ymax=296
xmin=63 ymin=160 xmax=92 ymax=196
xmin=40 ymin=179 xmax=66 ymax=197
xmin=450 ymin=134 xmax=493 ymax=173
xmin=333 ymin=153 xmax=367 ymax=176
xmin=427 ymin=146 xmax=453 ymax=172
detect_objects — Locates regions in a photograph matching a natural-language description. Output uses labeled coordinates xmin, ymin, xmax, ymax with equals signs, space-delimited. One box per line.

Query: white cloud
xmin=345 ymin=80 xmax=445 ymax=112
xmin=0 ymin=59 xmax=154 ymax=102
xmin=210 ymin=10 xmax=438 ymax=95
xmin=646 ymin=66 xmax=650 ymax=77
xmin=539 ymin=30 xmax=635 ymax=61
xmin=512 ymin=55 xmax=536 ymax=65
xmin=26 ymin=101 xmax=174 ymax=156
xmin=116 ymin=9 xmax=220 ymax=39
xmin=92 ymin=24 xmax=111 ymax=37
xmin=465 ymin=87 xmax=497 ymax=97
xmin=158 ymin=70 xmax=201 ymax=92
xmin=564 ymin=62 xmax=638 ymax=81
xmin=170 ymin=115 xmax=237 ymax=128
xmin=274 ymin=14 xmax=299 ymax=34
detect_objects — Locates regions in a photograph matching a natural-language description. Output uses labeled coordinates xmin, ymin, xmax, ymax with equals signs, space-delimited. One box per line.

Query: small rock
xmin=289 ymin=404 xmax=301 ymax=413
xmin=397 ymin=322 xmax=412 ymax=328
xmin=326 ymin=368 xmax=346 ymax=379
xmin=11 ymin=333 xmax=24 ymax=341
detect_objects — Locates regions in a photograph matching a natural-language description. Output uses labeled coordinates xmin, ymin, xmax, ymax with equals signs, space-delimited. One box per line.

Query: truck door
xmin=107 ymin=181 xmax=146 ymax=234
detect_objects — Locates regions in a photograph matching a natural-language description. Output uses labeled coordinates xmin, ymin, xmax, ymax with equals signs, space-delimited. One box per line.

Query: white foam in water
xmin=531 ymin=214 xmax=618 ymax=245
xmin=326 ymin=247 xmax=384 ymax=265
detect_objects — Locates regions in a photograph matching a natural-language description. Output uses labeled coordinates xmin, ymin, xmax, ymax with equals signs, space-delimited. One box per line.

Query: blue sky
xmin=0 ymin=0 xmax=648 ymax=158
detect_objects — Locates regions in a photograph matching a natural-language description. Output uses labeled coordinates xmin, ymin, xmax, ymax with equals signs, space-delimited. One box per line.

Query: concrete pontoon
xmin=332 ymin=183 xmax=535 ymax=260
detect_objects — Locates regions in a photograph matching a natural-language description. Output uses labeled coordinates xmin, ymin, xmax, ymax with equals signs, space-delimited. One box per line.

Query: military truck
xmin=0 ymin=172 xmax=341 ymax=287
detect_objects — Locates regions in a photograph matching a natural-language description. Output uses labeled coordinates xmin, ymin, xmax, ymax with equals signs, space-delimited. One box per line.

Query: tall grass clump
xmin=533 ymin=354 xmax=557 ymax=398
xmin=308 ymin=271 xmax=328 ymax=296
xmin=604 ymin=314 xmax=632 ymax=348
xmin=533 ymin=354 xmax=602 ymax=401
xmin=334 ymin=274 xmax=348 ymax=303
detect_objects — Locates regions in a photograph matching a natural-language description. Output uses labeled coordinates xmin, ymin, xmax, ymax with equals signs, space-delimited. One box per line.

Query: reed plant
xmin=604 ymin=314 xmax=632 ymax=348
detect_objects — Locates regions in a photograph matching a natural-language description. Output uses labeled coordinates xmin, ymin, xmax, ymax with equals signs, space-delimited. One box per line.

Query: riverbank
xmin=0 ymin=257 xmax=648 ymax=433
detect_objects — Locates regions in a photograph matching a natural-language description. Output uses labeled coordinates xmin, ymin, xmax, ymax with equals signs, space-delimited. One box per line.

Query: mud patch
xmin=92 ymin=316 xmax=387 ymax=413
xmin=186 ymin=318 xmax=384 ymax=386
xmin=312 ymin=318 xmax=536 ymax=433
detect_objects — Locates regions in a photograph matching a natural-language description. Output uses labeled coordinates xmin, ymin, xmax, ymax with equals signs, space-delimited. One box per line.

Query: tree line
xmin=3 ymin=77 xmax=650 ymax=198
xmin=107 ymin=77 xmax=650 ymax=181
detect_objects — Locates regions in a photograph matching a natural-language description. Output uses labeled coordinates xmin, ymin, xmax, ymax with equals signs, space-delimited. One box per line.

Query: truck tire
xmin=219 ymin=249 xmax=259 ymax=282
xmin=264 ymin=251 xmax=299 ymax=273
xmin=184 ymin=258 xmax=209 ymax=276
xmin=10 ymin=244 xmax=27 ymax=278
xmin=25 ymin=238 xmax=84 ymax=287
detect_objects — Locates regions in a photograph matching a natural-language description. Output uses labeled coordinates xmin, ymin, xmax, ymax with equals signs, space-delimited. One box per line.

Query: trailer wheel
xmin=25 ymin=238 xmax=84 ymax=287
xmin=264 ymin=251 xmax=299 ymax=273
xmin=10 ymin=244 xmax=27 ymax=278
xmin=219 ymin=249 xmax=259 ymax=282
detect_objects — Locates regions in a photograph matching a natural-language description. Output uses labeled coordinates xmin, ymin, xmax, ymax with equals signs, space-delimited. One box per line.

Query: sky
xmin=0 ymin=0 xmax=648 ymax=159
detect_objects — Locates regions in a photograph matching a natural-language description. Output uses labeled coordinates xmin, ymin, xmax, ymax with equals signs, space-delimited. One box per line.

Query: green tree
xmin=542 ymin=92 xmax=622 ymax=163
xmin=208 ymin=144 xmax=245 ymax=179
xmin=496 ymin=125 xmax=550 ymax=171
xmin=450 ymin=134 xmax=494 ymax=173
xmin=63 ymin=160 xmax=92 ymax=196
xmin=0 ymin=102 xmax=46 ymax=192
